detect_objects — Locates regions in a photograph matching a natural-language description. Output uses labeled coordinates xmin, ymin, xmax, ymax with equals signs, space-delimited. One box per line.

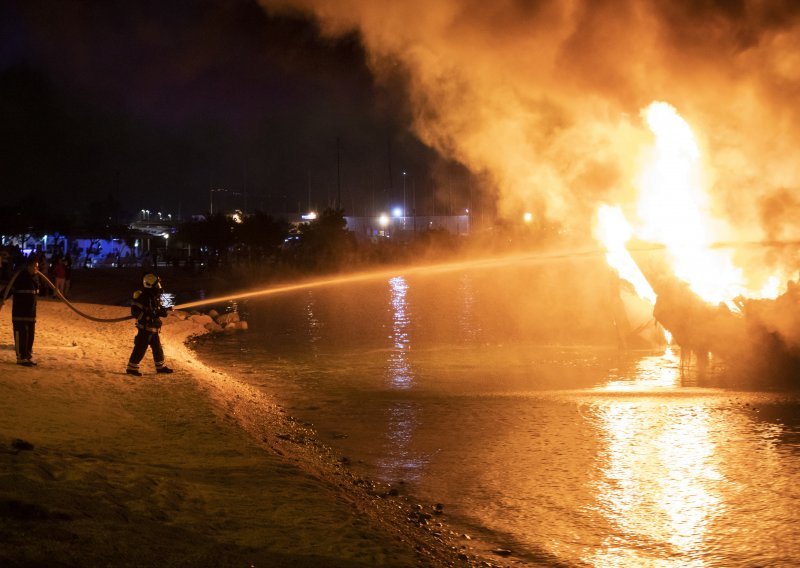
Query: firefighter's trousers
xmin=13 ymin=320 xmax=35 ymax=362
xmin=127 ymin=329 xmax=166 ymax=371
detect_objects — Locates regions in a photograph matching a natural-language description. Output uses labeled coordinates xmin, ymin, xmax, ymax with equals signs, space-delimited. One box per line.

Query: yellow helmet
xmin=142 ymin=273 xmax=162 ymax=289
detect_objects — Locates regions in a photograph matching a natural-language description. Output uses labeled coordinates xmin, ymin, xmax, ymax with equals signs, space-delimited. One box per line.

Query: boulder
xmin=216 ymin=312 xmax=241 ymax=325
xmin=204 ymin=321 xmax=223 ymax=333
xmin=190 ymin=314 xmax=214 ymax=325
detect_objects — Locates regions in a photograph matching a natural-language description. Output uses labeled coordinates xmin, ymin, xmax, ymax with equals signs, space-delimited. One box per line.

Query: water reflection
xmin=376 ymin=401 xmax=426 ymax=481
xmin=386 ymin=276 xmax=414 ymax=389
xmin=377 ymin=277 xmax=425 ymax=481
xmin=587 ymin=350 xmax=732 ymax=565
xmin=304 ymin=290 xmax=321 ymax=354
xmin=192 ymin=267 xmax=800 ymax=565
xmin=458 ymin=273 xmax=481 ymax=343
xmin=588 ymin=397 xmax=722 ymax=565
xmin=599 ymin=348 xmax=681 ymax=392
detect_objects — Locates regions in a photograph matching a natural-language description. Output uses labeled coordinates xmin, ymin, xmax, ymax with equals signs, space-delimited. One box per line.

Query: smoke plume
xmin=259 ymin=0 xmax=800 ymax=240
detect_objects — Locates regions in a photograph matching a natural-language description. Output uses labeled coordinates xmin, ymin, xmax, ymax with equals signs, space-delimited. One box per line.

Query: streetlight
xmin=402 ymin=171 xmax=407 ymax=229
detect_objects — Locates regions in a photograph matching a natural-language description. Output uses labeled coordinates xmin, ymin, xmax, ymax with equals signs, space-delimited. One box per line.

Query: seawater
xmin=191 ymin=261 xmax=800 ymax=566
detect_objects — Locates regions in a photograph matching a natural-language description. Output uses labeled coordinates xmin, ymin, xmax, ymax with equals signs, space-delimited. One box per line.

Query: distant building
xmin=344 ymin=214 xmax=470 ymax=242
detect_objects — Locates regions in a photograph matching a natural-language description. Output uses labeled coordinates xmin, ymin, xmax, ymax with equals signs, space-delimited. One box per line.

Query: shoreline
xmin=0 ymin=281 xmax=499 ymax=566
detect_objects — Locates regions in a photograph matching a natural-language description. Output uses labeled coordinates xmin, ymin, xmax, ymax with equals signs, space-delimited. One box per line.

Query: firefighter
xmin=126 ymin=273 xmax=173 ymax=376
xmin=3 ymin=256 xmax=41 ymax=366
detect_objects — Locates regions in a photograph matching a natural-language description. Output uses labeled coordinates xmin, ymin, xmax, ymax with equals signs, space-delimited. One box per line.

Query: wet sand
xmin=0 ymin=268 xmax=492 ymax=567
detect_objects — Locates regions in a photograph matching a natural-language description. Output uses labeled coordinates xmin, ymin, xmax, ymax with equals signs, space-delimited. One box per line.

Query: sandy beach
xmin=0 ymin=269 xmax=488 ymax=567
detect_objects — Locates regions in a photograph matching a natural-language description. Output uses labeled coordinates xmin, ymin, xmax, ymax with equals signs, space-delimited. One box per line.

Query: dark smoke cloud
xmin=259 ymin=0 xmax=800 ymax=242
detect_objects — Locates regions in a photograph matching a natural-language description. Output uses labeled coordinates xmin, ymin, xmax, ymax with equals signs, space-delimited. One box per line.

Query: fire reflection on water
xmin=589 ymin=400 xmax=723 ymax=566
xmin=599 ymin=348 xmax=681 ymax=392
xmin=581 ymin=350 xmax=796 ymax=566
xmin=587 ymin=353 xmax=744 ymax=566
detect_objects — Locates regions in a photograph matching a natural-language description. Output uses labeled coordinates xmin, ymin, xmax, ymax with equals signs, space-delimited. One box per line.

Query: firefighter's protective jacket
xmin=131 ymin=288 xmax=168 ymax=332
xmin=9 ymin=269 xmax=40 ymax=323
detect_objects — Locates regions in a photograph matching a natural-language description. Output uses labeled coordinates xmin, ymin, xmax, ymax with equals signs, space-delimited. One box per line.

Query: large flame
xmin=597 ymin=101 xmax=786 ymax=310
xmin=636 ymin=102 xmax=743 ymax=305
xmin=595 ymin=204 xmax=656 ymax=305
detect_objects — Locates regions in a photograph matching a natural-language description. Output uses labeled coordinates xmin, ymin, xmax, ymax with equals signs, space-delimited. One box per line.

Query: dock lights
xmin=392 ymin=207 xmax=403 ymax=218
xmin=379 ymin=214 xmax=390 ymax=227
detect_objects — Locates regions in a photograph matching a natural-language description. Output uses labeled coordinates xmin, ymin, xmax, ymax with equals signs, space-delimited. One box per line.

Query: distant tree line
xmin=0 ymin=196 xmax=453 ymax=276
xmin=175 ymin=208 xmax=364 ymax=275
xmin=2 ymin=194 xmax=568 ymax=282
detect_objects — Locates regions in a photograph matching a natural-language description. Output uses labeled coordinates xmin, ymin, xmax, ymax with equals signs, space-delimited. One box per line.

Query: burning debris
xmin=631 ymin=255 xmax=800 ymax=377
xmin=593 ymin=102 xmax=800 ymax=376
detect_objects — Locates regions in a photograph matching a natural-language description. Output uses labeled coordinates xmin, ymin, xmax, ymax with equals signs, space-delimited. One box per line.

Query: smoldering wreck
xmin=626 ymin=244 xmax=800 ymax=379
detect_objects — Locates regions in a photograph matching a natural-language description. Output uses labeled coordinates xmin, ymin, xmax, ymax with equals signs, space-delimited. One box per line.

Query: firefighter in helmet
xmin=3 ymin=256 xmax=41 ymax=366
xmin=126 ymin=273 xmax=173 ymax=376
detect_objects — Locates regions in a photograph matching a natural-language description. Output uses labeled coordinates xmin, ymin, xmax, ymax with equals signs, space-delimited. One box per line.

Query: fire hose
xmin=1 ymin=268 xmax=134 ymax=323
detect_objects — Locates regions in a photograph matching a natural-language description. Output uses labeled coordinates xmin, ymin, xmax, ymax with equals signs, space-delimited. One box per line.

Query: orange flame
xmin=595 ymin=204 xmax=656 ymax=304
xmin=597 ymin=101 xmax=787 ymax=309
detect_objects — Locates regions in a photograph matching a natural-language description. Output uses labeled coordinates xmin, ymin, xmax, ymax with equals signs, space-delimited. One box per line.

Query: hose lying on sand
xmin=1 ymin=268 xmax=134 ymax=323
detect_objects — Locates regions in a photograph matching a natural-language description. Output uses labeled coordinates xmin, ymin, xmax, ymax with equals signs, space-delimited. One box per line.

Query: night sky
xmin=5 ymin=0 xmax=800 ymax=238
xmin=0 ymin=0 xmax=449 ymax=219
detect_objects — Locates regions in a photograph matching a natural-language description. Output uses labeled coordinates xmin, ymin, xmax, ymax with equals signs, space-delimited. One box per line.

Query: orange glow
xmin=595 ymin=204 xmax=656 ymax=305
xmin=597 ymin=101 xmax=788 ymax=309
xmin=636 ymin=102 xmax=743 ymax=305
xmin=589 ymin=398 xmax=722 ymax=565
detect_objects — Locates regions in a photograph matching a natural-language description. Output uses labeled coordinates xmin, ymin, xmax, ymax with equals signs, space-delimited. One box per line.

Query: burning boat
xmin=629 ymin=245 xmax=800 ymax=375
xmin=595 ymin=101 xmax=800 ymax=376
